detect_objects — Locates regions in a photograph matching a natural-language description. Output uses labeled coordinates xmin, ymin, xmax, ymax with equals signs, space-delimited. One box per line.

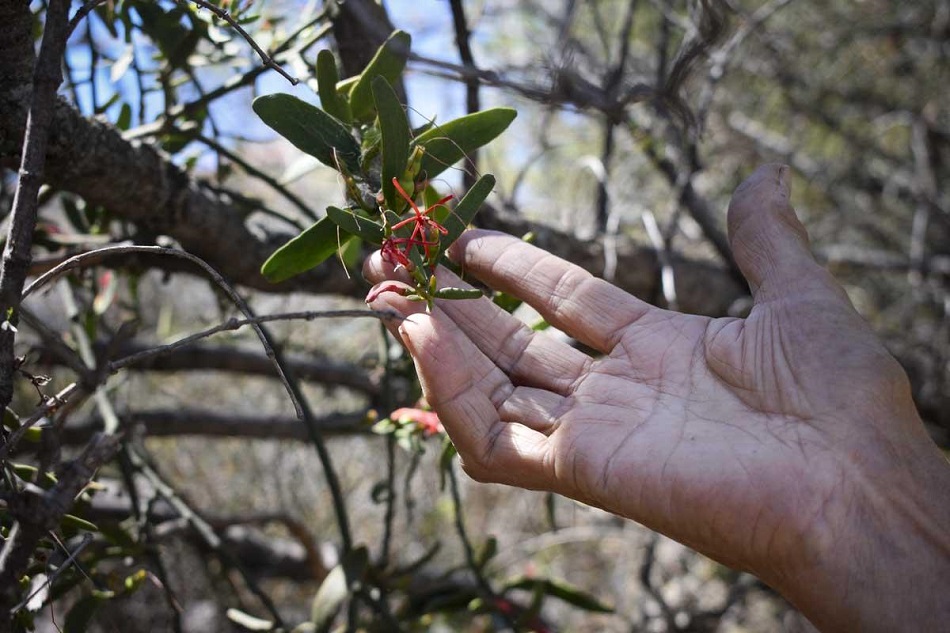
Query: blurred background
xmin=1 ymin=0 xmax=947 ymax=631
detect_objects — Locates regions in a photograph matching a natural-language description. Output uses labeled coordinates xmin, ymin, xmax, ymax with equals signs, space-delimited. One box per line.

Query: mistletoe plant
xmin=253 ymin=31 xmax=515 ymax=307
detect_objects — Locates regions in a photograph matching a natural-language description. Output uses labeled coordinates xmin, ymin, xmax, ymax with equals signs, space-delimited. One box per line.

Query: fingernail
xmin=735 ymin=163 xmax=789 ymax=197
xmin=775 ymin=164 xmax=791 ymax=197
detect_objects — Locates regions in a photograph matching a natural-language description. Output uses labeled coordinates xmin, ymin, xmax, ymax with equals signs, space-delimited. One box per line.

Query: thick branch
xmin=32 ymin=340 xmax=381 ymax=396
xmin=0 ymin=99 xmax=359 ymax=294
xmin=60 ymin=409 xmax=372 ymax=445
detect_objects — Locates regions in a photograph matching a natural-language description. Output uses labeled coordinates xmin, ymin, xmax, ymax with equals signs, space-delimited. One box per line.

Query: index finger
xmin=449 ymin=230 xmax=654 ymax=353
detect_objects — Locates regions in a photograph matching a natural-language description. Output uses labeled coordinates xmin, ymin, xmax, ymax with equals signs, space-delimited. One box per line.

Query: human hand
xmin=364 ymin=164 xmax=950 ymax=631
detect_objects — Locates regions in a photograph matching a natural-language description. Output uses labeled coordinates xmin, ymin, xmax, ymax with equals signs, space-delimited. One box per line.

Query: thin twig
xmin=166 ymin=21 xmax=332 ymax=124
xmin=178 ymin=0 xmax=299 ymax=85
xmin=66 ymin=0 xmax=108 ymax=39
xmin=0 ymin=383 xmax=79 ymax=461
xmin=446 ymin=463 xmax=511 ymax=626
xmin=126 ymin=445 xmax=286 ymax=627
xmin=116 ymin=447 xmax=185 ymax=632
xmin=256 ymin=324 xmax=356 ymax=553
xmin=11 ymin=534 xmax=93 ymax=615
xmin=448 ymin=0 xmax=481 ymax=190
xmin=23 ymin=245 xmax=373 ymax=421
xmin=189 ymin=132 xmax=321 ymax=223
xmin=107 ymin=310 xmax=397 ymax=374
xmin=21 ymin=245 xmax=393 ymax=555
xmin=0 ymin=433 xmax=121 ymax=621
xmin=378 ymin=324 xmax=397 ymax=568
xmin=642 ymin=210 xmax=678 ymax=310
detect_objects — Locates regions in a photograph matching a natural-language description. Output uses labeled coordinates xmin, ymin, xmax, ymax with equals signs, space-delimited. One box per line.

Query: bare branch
xmin=0 ymin=0 xmax=71 ymax=418
xmin=448 ymin=0 xmax=481 ymax=189
xmin=0 ymin=383 xmax=80 ymax=461
xmin=178 ymin=0 xmax=298 ymax=86
xmin=0 ymin=433 xmax=121 ymax=619
xmin=60 ymin=409 xmax=372 ymax=445
xmin=30 ymin=340 xmax=382 ymax=396
xmin=66 ymin=0 xmax=108 ymax=39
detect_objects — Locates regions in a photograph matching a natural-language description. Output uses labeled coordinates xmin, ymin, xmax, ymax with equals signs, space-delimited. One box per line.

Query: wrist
xmin=773 ymin=430 xmax=950 ymax=632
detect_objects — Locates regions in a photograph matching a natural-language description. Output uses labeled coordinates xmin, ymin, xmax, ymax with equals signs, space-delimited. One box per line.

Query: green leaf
xmin=503 ymin=577 xmax=613 ymax=613
xmin=492 ymin=291 xmax=522 ymax=314
xmin=348 ymin=31 xmax=412 ymax=121
xmin=325 ymin=206 xmax=384 ymax=245
xmin=340 ymin=233 xmax=362 ymax=268
xmin=372 ymin=77 xmax=411 ymax=210
xmin=116 ymin=103 xmax=132 ymax=131
xmin=310 ymin=546 xmax=368 ymax=632
xmin=531 ymin=318 xmax=550 ymax=331
xmin=439 ymin=437 xmax=457 ymax=491
xmin=439 ymin=174 xmax=496 ymax=250
xmin=414 ymin=109 xmax=517 ymax=178
xmin=2 ymin=407 xmax=19 ymax=430
xmin=61 ymin=514 xmax=98 ymax=533
xmin=433 ymin=287 xmax=483 ymax=300
xmin=316 ymin=50 xmax=350 ymax=123
xmin=261 ymin=216 xmax=352 ymax=283
xmin=12 ymin=464 xmax=57 ymax=489
xmin=252 ymin=94 xmax=361 ymax=173
xmin=336 ymin=75 xmax=359 ymax=94
xmin=130 ymin=1 xmax=202 ymax=69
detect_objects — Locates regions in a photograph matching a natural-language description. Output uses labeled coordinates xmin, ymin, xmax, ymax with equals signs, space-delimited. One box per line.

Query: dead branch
xmin=60 ymin=409 xmax=372 ymax=445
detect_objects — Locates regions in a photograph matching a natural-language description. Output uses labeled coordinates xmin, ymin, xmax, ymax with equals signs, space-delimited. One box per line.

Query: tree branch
xmin=59 ymin=409 xmax=372 ymax=445
xmin=31 ymin=339 xmax=382 ymax=397
xmin=0 ymin=0 xmax=71 ymax=414
xmin=448 ymin=0 xmax=481 ymax=190
xmin=0 ymin=433 xmax=121 ymax=622
xmin=178 ymin=0 xmax=298 ymax=86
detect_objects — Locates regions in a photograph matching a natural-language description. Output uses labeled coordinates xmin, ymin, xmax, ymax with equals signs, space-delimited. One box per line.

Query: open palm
xmin=364 ymin=165 xmax=947 ymax=627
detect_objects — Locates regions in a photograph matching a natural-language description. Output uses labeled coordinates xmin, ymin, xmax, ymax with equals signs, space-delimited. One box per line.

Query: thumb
xmin=728 ymin=164 xmax=846 ymax=305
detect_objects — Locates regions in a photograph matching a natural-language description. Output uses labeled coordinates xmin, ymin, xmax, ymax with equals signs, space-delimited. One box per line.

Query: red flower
xmin=380 ymin=235 xmax=412 ymax=269
xmin=390 ymin=178 xmax=452 ymax=261
xmin=366 ymin=281 xmax=408 ymax=303
xmin=390 ymin=406 xmax=443 ymax=436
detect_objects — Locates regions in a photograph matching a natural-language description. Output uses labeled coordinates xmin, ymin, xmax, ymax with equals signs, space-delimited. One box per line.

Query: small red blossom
xmin=365 ymin=281 xmax=408 ymax=303
xmin=390 ymin=178 xmax=453 ymax=261
xmin=380 ymin=236 xmax=412 ymax=269
xmin=390 ymin=406 xmax=443 ymax=436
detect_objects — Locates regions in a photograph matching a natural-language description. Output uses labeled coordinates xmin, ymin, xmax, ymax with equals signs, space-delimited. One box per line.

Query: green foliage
xmin=347 ymin=30 xmax=412 ymax=122
xmin=437 ymin=174 xmax=496 ymax=247
xmin=414 ymin=108 xmax=517 ymax=178
xmin=255 ymin=32 xmax=516 ymax=306
xmin=260 ymin=216 xmax=353 ymax=284
xmin=372 ymin=77 xmax=411 ymax=211
xmin=325 ymin=206 xmax=384 ymax=244
xmin=252 ymin=94 xmax=361 ymax=173
xmin=316 ymin=50 xmax=350 ymax=124
xmin=503 ymin=576 xmax=614 ymax=614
